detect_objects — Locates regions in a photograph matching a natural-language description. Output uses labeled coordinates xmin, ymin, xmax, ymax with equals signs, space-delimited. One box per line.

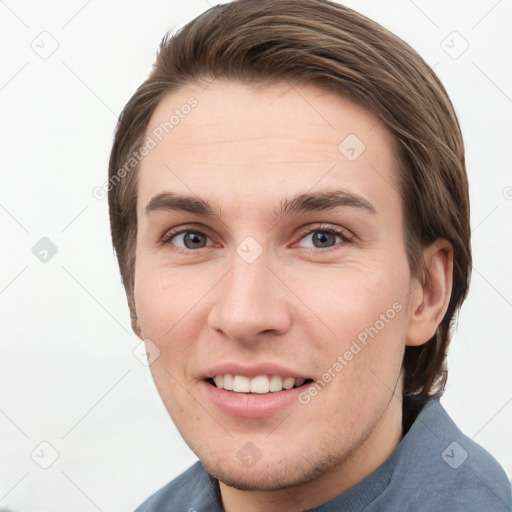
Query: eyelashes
xmin=160 ymin=223 xmax=354 ymax=254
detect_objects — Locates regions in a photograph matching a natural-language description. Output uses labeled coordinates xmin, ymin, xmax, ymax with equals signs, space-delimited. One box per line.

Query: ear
xmin=129 ymin=299 xmax=144 ymax=340
xmin=131 ymin=313 xmax=143 ymax=340
xmin=406 ymin=239 xmax=453 ymax=347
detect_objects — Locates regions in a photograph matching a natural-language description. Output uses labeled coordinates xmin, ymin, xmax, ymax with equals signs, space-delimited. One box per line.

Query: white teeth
xmin=250 ymin=375 xmax=270 ymax=394
xmin=223 ymin=374 xmax=234 ymax=391
xmin=269 ymin=375 xmax=283 ymax=392
xmin=212 ymin=374 xmax=307 ymax=393
xmin=282 ymin=377 xmax=295 ymax=390
xmin=233 ymin=375 xmax=251 ymax=393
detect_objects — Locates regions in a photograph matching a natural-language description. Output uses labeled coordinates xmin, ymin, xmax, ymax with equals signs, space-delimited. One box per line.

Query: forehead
xmin=137 ymin=80 xmax=400 ymax=217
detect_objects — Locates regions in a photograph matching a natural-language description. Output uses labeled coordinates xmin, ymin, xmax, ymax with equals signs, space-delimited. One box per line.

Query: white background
xmin=1 ymin=1 xmax=511 ymax=510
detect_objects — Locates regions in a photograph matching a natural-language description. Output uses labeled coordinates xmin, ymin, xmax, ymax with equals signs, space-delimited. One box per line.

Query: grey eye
xmin=173 ymin=231 xmax=209 ymax=249
xmin=299 ymin=230 xmax=343 ymax=249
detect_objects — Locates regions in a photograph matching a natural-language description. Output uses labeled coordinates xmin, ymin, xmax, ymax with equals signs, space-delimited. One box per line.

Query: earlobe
xmin=406 ymin=240 xmax=453 ymax=347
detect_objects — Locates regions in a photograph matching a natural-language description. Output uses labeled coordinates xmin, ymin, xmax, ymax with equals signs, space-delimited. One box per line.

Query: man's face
xmin=134 ymin=80 xmax=416 ymax=491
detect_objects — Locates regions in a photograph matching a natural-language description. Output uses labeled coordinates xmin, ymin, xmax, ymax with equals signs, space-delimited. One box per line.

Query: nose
xmin=207 ymin=254 xmax=292 ymax=345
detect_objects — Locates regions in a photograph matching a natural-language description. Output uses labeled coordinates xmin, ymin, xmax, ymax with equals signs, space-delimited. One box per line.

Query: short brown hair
xmin=108 ymin=0 xmax=471 ymax=396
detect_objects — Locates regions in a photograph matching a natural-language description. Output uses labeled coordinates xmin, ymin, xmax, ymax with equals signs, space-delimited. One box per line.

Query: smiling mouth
xmin=207 ymin=375 xmax=313 ymax=394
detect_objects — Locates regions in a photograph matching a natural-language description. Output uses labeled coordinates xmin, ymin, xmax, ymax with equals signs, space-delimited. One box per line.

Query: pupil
xmin=313 ymin=232 xmax=335 ymax=248
xmin=185 ymin=232 xmax=206 ymax=249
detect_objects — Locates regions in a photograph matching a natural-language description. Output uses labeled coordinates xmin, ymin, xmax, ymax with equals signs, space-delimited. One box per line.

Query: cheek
xmin=292 ymin=262 xmax=408 ymax=346
xmin=134 ymin=262 xmax=202 ymax=338
xmin=291 ymin=263 xmax=409 ymax=406
xmin=133 ymin=267 xmax=202 ymax=416
xmin=133 ymin=263 xmax=216 ymax=388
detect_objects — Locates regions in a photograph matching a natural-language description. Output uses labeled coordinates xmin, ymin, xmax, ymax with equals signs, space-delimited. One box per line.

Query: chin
xmin=200 ymin=449 xmax=343 ymax=492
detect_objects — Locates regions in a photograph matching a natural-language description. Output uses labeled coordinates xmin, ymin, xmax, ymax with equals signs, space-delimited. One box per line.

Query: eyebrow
xmin=145 ymin=189 xmax=377 ymax=220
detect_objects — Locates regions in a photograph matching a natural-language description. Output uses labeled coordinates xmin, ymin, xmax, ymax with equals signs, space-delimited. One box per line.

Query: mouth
xmin=199 ymin=364 xmax=315 ymax=417
xmin=206 ymin=374 xmax=313 ymax=394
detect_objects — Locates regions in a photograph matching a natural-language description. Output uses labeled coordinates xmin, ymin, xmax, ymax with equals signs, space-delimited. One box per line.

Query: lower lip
xmin=199 ymin=380 xmax=309 ymax=418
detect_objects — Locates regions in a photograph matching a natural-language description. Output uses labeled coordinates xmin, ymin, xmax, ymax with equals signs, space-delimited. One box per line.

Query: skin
xmin=133 ymin=80 xmax=453 ymax=512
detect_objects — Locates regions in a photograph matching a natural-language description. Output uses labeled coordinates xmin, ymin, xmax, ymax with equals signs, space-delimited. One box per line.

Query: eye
xmin=160 ymin=223 xmax=353 ymax=253
xmin=295 ymin=224 xmax=353 ymax=250
xmin=161 ymin=228 xmax=213 ymax=250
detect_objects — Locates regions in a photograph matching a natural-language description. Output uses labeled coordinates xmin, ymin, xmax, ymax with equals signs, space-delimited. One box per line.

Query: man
xmin=107 ymin=0 xmax=511 ymax=510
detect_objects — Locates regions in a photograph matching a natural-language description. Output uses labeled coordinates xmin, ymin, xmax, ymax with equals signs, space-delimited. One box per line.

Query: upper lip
xmin=201 ymin=362 xmax=310 ymax=380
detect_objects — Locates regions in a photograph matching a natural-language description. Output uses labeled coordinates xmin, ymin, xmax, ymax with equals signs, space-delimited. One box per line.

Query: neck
xmin=219 ymin=395 xmax=404 ymax=512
